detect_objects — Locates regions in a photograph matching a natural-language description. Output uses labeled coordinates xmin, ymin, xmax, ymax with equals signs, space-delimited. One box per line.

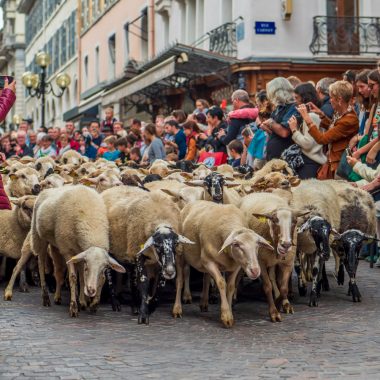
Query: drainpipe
xmin=149 ymin=0 xmax=155 ymax=58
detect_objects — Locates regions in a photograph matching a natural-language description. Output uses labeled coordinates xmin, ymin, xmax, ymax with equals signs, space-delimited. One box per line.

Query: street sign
xmin=255 ymin=21 xmax=276 ymax=34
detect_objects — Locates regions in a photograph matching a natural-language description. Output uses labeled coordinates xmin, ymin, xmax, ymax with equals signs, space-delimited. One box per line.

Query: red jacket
xmin=0 ymin=175 xmax=11 ymax=210
xmin=0 ymin=88 xmax=16 ymax=121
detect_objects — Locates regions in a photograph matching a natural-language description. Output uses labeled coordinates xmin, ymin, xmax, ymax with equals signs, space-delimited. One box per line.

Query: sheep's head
xmin=253 ymin=208 xmax=309 ymax=256
xmin=136 ymin=225 xmax=194 ymax=280
xmin=186 ymin=172 xmax=238 ymax=203
xmin=298 ymin=215 xmax=338 ymax=260
xmin=35 ymin=157 xmax=55 ymax=179
xmin=67 ymin=247 xmax=125 ymax=298
xmin=252 ymin=172 xmax=300 ymax=193
xmin=219 ymin=229 xmax=273 ymax=279
xmin=9 ymin=168 xmax=41 ymax=197
xmin=40 ymin=174 xmax=66 ymax=190
xmin=11 ymin=195 xmax=37 ymax=229
xmin=80 ymin=169 xmax=122 ymax=192
xmin=332 ymin=230 xmax=378 ymax=278
xmin=61 ymin=150 xmax=82 ymax=168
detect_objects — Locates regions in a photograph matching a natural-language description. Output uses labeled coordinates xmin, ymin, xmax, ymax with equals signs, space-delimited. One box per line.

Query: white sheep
xmin=34 ymin=156 xmax=56 ymax=179
xmin=31 ymin=185 xmax=125 ymax=317
xmin=6 ymin=167 xmax=41 ymax=197
xmin=60 ymin=150 xmax=84 ymax=168
xmin=105 ymin=191 xmax=194 ymax=324
xmin=240 ymin=192 xmax=307 ymax=322
xmin=1 ymin=196 xmax=36 ymax=300
xmin=175 ymin=200 xmax=273 ymax=327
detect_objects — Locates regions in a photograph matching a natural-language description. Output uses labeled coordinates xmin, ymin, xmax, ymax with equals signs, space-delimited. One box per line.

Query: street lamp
xmin=22 ymin=51 xmax=71 ymax=129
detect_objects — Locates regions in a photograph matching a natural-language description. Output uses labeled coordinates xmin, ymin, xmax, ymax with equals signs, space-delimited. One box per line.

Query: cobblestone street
xmin=1 ymin=261 xmax=379 ymax=380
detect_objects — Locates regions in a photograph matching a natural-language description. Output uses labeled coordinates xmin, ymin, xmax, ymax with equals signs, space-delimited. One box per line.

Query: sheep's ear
xmin=178 ymin=234 xmax=195 ymax=245
xmin=68 ymin=170 xmax=78 ymax=178
xmin=288 ymin=175 xmax=301 ymax=187
xmin=257 ymin=236 xmax=274 ymax=251
xmin=79 ymin=177 xmax=96 ymax=186
xmin=160 ymin=188 xmax=179 ymax=200
xmin=139 ymin=168 xmax=149 ymax=175
xmin=296 ymin=210 xmax=311 ymax=218
xmin=218 ymin=231 xmax=237 ymax=254
xmin=180 ymin=172 xmax=193 ymax=179
xmin=185 ymin=180 xmax=204 ymax=187
xmin=225 ymin=181 xmax=239 ymax=188
xmin=331 ymin=228 xmax=341 ymax=239
xmin=252 ymin=213 xmax=272 ymax=222
xmin=297 ymin=220 xmax=311 ymax=234
xmin=66 ymin=251 xmax=87 ymax=264
xmin=136 ymin=236 xmax=155 ymax=256
xmin=362 ymin=234 xmax=380 ymax=243
xmin=9 ymin=173 xmax=18 ymax=181
xmin=107 ymin=255 xmax=126 ymax=273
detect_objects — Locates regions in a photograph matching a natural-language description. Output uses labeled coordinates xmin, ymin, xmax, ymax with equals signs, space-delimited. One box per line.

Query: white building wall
xmin=24 ymin=0 xmax=78 ymax=129
xmin=155 ymin=0 xmax=380 ymax=60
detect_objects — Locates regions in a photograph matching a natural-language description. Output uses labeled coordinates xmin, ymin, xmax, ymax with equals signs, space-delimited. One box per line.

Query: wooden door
xmin=327 ymin=0 xmax=360 ymax=54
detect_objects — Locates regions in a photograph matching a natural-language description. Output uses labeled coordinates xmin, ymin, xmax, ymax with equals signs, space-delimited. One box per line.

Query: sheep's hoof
xmin=199 ymin=303 xmax=208 ymax=312
xmin=308 ymin=292 xmax=319 ymax=307
xmin=69 ymin=301 xmax=79 ymax=317
xmin=270 ymin=311 xmax=282 ymax=323
xmin=182 ymin=293 xmax=192 ymax=304
xmin=54 ymin=296 xmax=62 ymax=305
xmin=337 ymin=268 xmax=345 ymax=286
xmin=282 ymin=302 xmax=294 ymax=314
xmin=3 ymin=289 xmax=12 ymax=301
xmin=172 ymin=305 xmax=182 ymax=318
xmin=138 ymin=313 xmax=149 ymax=325
xmin=111 ymin=298 xmax=121 ymax=312
xmin=89 ymin=304 xmax=98 ymax=313
xmin=350 ymin=283 xmax=362 ymax=303
xmin=221 ymin=311 xmax=234 ymax=328
xmin=322 ymin=277 xmax=330 ymax=292
xmin=42 ymin=294 xmax=51 ymax=307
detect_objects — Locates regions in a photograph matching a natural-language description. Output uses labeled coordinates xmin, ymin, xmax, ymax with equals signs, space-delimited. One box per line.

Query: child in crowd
xmin=227 ymin=139 xmax=244 ymax=168
xmin=103 ymin=136 xmax=120 ymax=161
xmin=129 ymin=147 xmax=141 ymax=164
xmin=115 ymin=137 xmax=129 ymax=163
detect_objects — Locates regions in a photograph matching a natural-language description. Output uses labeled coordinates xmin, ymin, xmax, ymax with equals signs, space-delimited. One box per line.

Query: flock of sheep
xmin=0 ymin=150 xmax=377 ymax=327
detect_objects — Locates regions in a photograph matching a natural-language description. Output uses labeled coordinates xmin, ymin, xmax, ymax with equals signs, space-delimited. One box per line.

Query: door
xmin=327 ymin=0 xmax=360 ymax=54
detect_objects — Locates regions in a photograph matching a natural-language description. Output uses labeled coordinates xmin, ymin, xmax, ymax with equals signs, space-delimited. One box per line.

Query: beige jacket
xmin=291 ymin=112 xmax=327 ymax=165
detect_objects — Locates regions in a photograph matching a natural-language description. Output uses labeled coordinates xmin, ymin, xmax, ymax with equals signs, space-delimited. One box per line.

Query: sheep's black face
xmin=309 ymin=217 xmax=332 ymax=260
xmin=152 ymin=227 xmax=178 ymax=280
xmin=335 ymin=230 xmax=367 ymax=277
xmin=236 ymin=165 xmax=254 ymax=179
xmin=204 ymin=173 xmax=225 ymax=203
xmin=177 ymin=160 xmax=195 ymax=173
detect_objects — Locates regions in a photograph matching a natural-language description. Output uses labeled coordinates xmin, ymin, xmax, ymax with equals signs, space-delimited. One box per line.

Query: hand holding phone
xmin=346 ymin=147 xmax=353 ymax=157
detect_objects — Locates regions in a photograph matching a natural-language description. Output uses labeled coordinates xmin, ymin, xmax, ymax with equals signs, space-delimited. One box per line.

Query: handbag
xmin=280 ymin=144 xmax=304 ymax=171
xmin=317 ymin=161 xmax=334 ymax=180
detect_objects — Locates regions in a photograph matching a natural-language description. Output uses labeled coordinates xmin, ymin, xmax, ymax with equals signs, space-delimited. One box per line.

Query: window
xmin=124 ymin=23 xmax=130 ymax=64
xmin=47 ymin=39 xmax=53 ymax=77
xmin=140 ymin=8 xmax=148 ymax=60
xmin=60 ymin=23 xmax=67 ymax=67
xmin=84 ymin=55 xmax=89 ymax=89
xmin=69 ymin=11 xmax=77 ymax=58
xmin=95 ymin=46 xmax=100 ymax=84
xmin=186 ymin=0 xmax=196 ymax=44
xmin=53 ymin=31 xmax=60 ymax=74
xmin=108 ymin=34 xmax=116 ymax=79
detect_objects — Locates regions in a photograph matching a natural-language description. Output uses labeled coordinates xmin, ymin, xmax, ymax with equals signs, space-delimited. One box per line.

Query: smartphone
xmin=0 ymin=76 xmax=14 ymax=89
xmin=346 ymin=148 xmax=353 ymax=157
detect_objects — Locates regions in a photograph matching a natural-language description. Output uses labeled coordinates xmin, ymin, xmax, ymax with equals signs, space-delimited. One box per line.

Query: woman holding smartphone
xmin=0 ymin=77 xmax=16 ymax=210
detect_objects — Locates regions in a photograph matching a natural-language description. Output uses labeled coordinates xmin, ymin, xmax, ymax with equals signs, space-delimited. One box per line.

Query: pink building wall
xmin=80 ymin=0 xmax=148 ymax=94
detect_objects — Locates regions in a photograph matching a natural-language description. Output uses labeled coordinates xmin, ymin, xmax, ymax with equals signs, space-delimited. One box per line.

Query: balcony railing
xmin=192 ymin=22 xmax=238 ymax=58
xmin=310 ymin=16 xmax=380 ymax=55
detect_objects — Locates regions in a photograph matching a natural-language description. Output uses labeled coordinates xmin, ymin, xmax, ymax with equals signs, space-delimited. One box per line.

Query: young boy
xmin=103 ymin=135 xmax=120 ymax=161
xmin=115 ymin=137 xmax=129 ymax=163
xmin=227 ymin=139 xmax=244 ymax=168
xmin=129 ymin=147 xmax=141 ymax=164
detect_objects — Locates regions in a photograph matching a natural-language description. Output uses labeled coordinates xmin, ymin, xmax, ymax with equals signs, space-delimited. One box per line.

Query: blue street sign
xmin=255 ymin=21 xmax=276 ymax=35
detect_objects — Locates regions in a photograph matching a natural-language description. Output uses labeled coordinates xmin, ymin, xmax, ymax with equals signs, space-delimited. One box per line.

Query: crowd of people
xmin=1 ymin=64 xmax=380 ymax=260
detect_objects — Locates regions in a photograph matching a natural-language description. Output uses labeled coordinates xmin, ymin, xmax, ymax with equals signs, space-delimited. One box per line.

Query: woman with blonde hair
xmin=261 ymin=77 xmax=299 ymax=160
xmin=298 ymin=80 xmax=359 ymax=179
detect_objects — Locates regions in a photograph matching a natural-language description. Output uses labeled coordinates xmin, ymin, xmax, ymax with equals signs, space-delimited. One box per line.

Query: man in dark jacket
xmin=204 ymin=106 xmax=227 ymax=153
xmin=165 ymin=120 xmax=187 ymax=160
xmin=218 ymin=89 xmax=258 ymax=147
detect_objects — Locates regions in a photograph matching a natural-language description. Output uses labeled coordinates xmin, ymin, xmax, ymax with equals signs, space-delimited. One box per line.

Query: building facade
xmin=77 ymin=0 xmax=151 ymax=124
xmin=0 ymin=0 xmax=26 ymax=130
xmin=18 ymin=0 xmax=78 ymax=128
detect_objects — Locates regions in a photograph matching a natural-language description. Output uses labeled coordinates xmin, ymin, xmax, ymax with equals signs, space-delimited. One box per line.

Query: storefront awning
xmin=78 ymin=90 xmax=105 ymax=114
xmin=101 ymin=43 xmax=239 ymax=106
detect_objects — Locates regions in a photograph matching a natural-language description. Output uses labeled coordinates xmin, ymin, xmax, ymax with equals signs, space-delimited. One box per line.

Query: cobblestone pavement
xmin=0 ymin=261 xmax=380 ymax=380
